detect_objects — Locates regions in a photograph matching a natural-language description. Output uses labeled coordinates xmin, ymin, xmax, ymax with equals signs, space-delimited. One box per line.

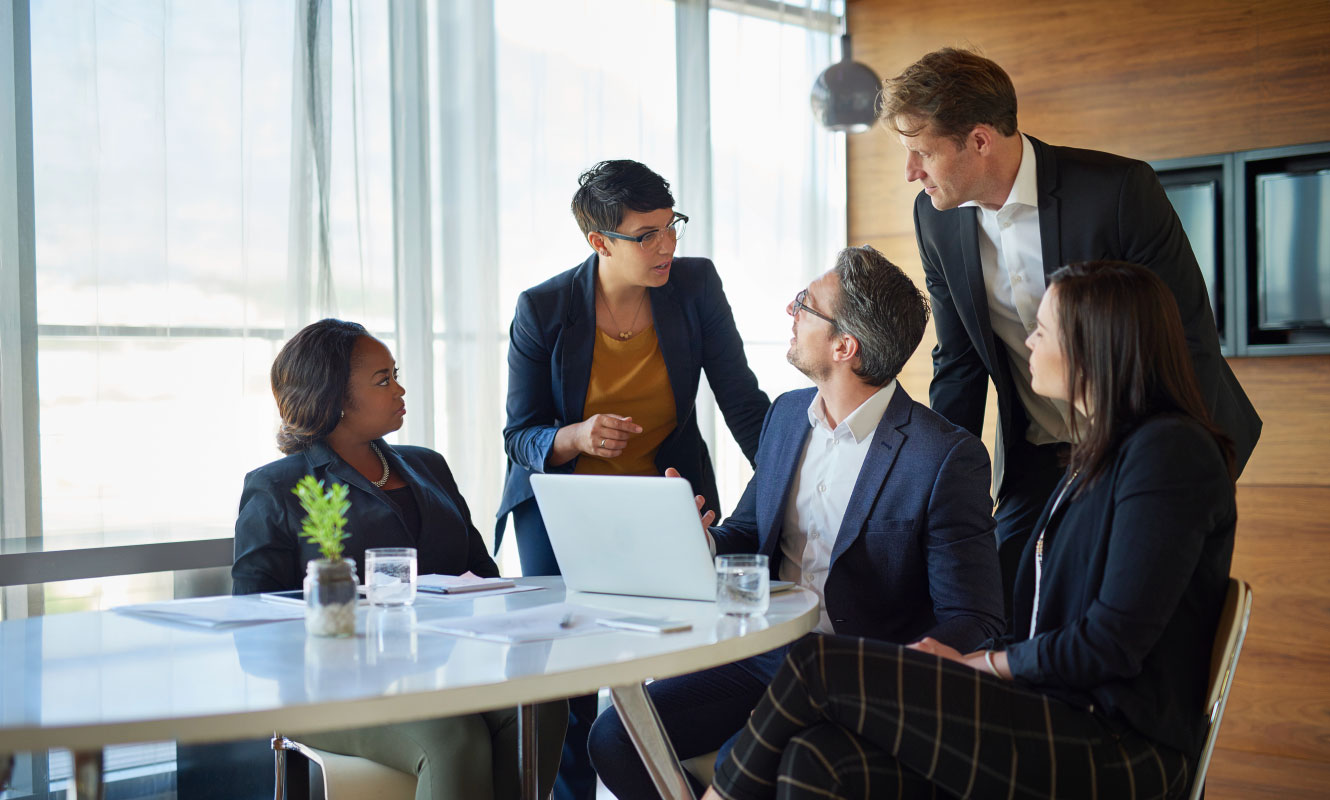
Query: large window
xmin=6 ymin=0 xmax=846 ymax=597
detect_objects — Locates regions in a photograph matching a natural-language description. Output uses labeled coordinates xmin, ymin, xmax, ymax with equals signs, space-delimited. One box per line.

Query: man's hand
xmin=665 ymin=467 xmax=715 ymax=535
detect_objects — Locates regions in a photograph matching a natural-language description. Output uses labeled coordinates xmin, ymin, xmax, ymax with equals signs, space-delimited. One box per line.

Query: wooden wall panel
xmin=1229 ymin=356 xmax=1330 ymax=486
xmin=846 ymin=0 xmax=1330 ymax=794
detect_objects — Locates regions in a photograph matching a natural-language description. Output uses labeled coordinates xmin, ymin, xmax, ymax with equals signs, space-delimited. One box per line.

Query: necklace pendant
xmin=618 ymin=330 xmax=631 ymax=340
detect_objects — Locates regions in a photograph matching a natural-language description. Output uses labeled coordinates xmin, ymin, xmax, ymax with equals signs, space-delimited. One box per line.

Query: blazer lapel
xmin=952 ymin=208 xmax=1001 ymax=375
xmin=307 ymin=441 xmax=397 ymax=525
xmin=756 ymin=400 xmax=813 ymax=557
xmin=1030 ymin=136 xmax=1063 ymax=283
xmin=649 ymin=280 xmax=693 ymax=425
xmin=830 ymin=386 xmax=910 ymax=565
xmin=559 ymin=254 xmax=598 ymax=423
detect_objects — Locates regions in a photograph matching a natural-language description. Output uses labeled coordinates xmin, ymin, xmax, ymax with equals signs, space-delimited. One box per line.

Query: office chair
xmin=1188 ymin=577 xmax=1253 ymax=800
xmin=272 ymin=734 xmax=415 ymax=800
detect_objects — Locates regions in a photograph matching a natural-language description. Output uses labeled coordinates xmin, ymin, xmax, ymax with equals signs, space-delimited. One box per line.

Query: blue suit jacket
xmin=710 ymin=385 xmax=1004 ymax=650
xmin=499 ymin=254 xmax=770 ymax=545
xmin=232 ymin=440 xmax=499 ymax=595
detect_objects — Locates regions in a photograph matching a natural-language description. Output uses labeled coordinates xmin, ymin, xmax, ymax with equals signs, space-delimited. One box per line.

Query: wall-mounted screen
xmin=1256 ymin=169 xmax=1330 ymax=330
xmin=1164 ymin=180 xmax=1220 ymax=320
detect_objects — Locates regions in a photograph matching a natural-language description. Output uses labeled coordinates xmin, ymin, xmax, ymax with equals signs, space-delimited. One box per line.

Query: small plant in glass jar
xmin=292 ymin=475 xmax=357 ymax=637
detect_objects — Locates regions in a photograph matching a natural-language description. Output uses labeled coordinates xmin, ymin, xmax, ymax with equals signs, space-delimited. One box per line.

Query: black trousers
xmin=712 ymin=635 xmax=1191 ymax=800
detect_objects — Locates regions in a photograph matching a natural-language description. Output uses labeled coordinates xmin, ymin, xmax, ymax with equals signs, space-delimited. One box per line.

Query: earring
xmin=341 ymin=410 xmax=345 ymax=418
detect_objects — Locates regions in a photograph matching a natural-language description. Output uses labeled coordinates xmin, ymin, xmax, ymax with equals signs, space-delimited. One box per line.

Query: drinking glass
xmin=365 ymin=547 xmax=418 ymax=606
xmin=715 ymin=553 xmax=770 ymax=616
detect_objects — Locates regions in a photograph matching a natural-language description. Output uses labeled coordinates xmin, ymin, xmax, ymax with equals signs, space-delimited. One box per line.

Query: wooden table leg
xmin=517 ymin=703 xmax=540 ymax=800
xmin=610 ymin=683 xmax=697 ymax=800
xmin=71 ymin=749 xmax=103 ymax=800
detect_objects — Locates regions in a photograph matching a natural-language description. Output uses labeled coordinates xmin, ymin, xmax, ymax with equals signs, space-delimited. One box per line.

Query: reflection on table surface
xmin=0 ymin=576 xmax=819 ymax=751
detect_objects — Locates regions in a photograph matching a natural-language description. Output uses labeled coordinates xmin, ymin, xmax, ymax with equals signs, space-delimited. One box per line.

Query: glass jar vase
xmin=304 ymin=558 xmax=358 ymax=637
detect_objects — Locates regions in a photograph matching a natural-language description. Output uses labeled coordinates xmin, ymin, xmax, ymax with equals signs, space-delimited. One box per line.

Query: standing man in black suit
xmin=882 ymin=48 xmax=1261 ymax=607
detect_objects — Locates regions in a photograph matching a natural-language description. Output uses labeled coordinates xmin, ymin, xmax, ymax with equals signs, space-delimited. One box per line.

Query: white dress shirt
xmin=778 ymin=381 xmax=896 ymax=633
xmin=962 ymin=133 xmax=1073 ymax=445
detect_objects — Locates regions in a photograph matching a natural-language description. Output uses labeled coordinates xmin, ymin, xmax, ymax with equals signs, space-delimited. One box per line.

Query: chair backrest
xmin=1188 ymin=577 xmax=1253 ymax=800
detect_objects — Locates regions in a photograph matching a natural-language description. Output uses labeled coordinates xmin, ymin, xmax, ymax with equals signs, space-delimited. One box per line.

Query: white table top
xmin=0 ymin=578 xmax=818 ymax=752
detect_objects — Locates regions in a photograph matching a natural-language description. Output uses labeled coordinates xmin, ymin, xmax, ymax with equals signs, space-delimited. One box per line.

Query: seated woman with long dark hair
xmin=233 ymin=318 xmax=565 ymax=800
xmin=703 ymin=261 xmax=1237 ymax=800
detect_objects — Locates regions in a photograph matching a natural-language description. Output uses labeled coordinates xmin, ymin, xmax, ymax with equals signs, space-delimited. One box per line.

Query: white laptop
xmin=529 ymin=474 xmax=720 ymax=601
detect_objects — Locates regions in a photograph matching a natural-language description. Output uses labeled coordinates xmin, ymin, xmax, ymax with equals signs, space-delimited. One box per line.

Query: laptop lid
xmin=529 ymin=474 xmax=717 ymax=601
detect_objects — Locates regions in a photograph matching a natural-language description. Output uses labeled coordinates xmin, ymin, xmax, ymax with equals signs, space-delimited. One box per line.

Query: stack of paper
xmin=115 ymin=596 xmax=306 ymax=629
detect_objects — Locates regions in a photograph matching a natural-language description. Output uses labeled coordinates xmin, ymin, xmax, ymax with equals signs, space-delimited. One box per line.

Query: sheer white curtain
xmin=29 ymin=0 xmax=390 ymax=561
xmin=701 ymin=0 xmax=847 ymax=509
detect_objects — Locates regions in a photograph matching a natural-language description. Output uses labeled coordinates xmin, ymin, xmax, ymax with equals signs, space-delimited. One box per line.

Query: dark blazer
xmin=232 ymin=440 xmax=499 ymax=595
xmin=710 ymin=385 xmax=1004 ymax=651
xmin=999 ymin=414 xmax=1235 ymax=757
xmin=498 ymin=254 xmax=770 ymax=543
xmin=916 ymin=135 xmax=1261 ymax=498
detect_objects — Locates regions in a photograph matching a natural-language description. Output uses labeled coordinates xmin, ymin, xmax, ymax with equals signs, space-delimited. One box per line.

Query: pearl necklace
xmin=368 ymin=441 xmax=391 ymax=488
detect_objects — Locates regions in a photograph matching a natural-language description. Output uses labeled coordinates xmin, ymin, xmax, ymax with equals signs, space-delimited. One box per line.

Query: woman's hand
xmin=549 ymin=414 xmax=643 ymax=466
xmin=908 ymin=638 xmax=1010 ymax=680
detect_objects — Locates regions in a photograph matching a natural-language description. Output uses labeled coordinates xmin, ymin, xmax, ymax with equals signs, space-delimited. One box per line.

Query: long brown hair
xmin=1051 ymin=261 xmax=1234 ymax=492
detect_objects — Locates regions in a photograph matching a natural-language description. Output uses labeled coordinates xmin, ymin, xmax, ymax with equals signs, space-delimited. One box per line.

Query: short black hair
xmin=270 ymin=318 xmax=369 ymax=454
xmin=570 ymin=160 xmax=675 ymax=236
xmin=832 ymin=246 xmax=930 ymax=386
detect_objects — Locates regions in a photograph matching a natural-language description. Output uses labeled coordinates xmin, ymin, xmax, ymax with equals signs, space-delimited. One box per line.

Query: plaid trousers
xmin=712 ymin=634 xmax=1191 ymax=800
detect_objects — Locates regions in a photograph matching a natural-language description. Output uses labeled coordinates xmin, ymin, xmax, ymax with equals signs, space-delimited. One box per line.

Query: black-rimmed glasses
xmin=791 ymin=288 xmax=836 ymax=326
xmin=598 ymin=213 xmax=688 ymax=251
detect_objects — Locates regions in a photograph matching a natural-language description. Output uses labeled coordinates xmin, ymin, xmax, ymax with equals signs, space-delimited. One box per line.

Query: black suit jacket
xmin=916 ymin=135 xmax=1261 ymax=499
xmin=232 ymin=440 xmax=499 ymax=595
xmin=499 ymin=254 xmax=770 ymax=543
xmin=998 ymin=414 xmax=1235 ymax=757
xmin=710 ymin=386 xmax=1004 ymax=651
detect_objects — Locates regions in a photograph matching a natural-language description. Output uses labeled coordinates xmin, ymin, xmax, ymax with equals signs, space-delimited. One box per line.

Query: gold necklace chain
xmin=598 ymin=286 xmax=648 ymax=340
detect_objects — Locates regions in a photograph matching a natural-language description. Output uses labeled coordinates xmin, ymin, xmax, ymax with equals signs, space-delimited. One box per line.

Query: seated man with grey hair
xmin=587 ymin=245 xmax=1005 ymax=799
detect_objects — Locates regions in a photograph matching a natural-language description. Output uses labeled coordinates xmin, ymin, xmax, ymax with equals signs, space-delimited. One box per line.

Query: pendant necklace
xmin=599 ymin=286 xmax=647 ymax=340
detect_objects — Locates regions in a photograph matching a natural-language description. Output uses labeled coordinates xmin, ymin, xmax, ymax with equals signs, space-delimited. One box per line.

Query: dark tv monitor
xmin=1163 ymin=179 xmax=1220 ymax=320
xmin=1157 ymin=163 xmax=1224 ymax=338
xmin=1255 ymin=167 xmax=1330 ymax=331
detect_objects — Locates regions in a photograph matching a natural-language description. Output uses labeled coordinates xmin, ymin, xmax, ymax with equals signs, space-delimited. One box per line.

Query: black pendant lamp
xmin=810 ymin=33 xmax=882 ymax=134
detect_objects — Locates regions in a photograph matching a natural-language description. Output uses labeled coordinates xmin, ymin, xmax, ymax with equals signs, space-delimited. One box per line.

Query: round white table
xmin=0 ymin=577 xmax=819 ymax=799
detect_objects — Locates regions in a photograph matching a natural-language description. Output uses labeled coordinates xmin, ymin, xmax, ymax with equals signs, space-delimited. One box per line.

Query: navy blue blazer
xmin=916 ymin=135 xmax=1261 ymax=499
xmin=710 ymin=385 xmax=1004 ymax=651
xmin=999 ymin=414 xmax=1235 ymax=757
xmin=232 ymin=440 xmax=499 ymax=595
xmin=499 ymin=254 xmax=770 ymax=544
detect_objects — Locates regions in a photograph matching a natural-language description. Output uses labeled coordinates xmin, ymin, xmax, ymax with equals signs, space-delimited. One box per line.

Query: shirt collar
xmin=806 ymin=380 xmax=897 ymax=443
xmin=961 ymin=132 xmax=1038 ymax=213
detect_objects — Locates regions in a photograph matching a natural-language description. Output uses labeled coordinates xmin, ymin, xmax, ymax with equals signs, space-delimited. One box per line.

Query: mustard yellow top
xmin=574 ymin=325 xmax=677 ymax=477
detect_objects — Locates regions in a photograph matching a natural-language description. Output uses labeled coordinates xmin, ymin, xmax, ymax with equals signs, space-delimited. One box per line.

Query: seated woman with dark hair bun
xmin=233 ymin=318 xmax=565 ymax=800
xmin=703 ymin=261 xmax=1237 ymax=800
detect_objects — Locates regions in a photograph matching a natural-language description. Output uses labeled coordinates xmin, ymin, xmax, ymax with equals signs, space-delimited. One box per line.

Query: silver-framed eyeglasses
xmin=598 ymin=213 xmax=688 ymax=251
xmin=791 ymin=288 xmax=836 ymax=326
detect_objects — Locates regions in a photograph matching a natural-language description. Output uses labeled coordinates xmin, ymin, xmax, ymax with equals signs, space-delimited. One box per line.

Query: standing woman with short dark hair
xmin=499 ymin=160 xmax=771 ymax=799
xmin=703 ymin=261 xmax=1237 ymax=800
xmin=233 ymin=318 xmax=565 ymax=800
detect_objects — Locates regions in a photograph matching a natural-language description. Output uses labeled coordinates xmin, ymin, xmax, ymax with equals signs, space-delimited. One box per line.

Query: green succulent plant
xmin=292 ymin=475 xmax=351 ymax=562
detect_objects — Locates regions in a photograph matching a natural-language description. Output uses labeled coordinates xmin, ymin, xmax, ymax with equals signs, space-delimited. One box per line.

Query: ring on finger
xmin=600 ymin=438 xmax=606 ymax=448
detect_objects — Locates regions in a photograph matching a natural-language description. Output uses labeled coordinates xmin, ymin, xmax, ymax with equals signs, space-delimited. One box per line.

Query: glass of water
xmin=715 ymin=553 xmax=770 ymax=616
xmin=365 ymin=547 xmax=418 ymax=606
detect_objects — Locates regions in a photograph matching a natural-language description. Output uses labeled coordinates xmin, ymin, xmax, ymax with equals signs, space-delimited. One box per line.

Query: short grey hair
xmin=831 ymin=246 xmax=930 ymax=386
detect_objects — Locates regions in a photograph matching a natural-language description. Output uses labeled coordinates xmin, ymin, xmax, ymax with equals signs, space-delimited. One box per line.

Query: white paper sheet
xmin=115 ymin=596 xmax=306 ymax=629
xmin=416 ymin=603 xmax=624 ymax=643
